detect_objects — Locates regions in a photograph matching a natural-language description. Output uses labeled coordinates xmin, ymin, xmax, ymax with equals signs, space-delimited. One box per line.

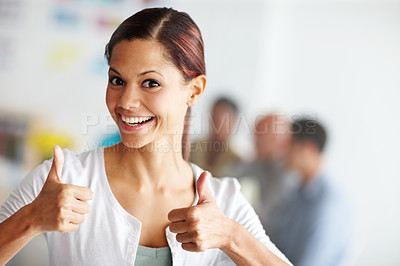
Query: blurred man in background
xmin=265 ymin=118 xmax=353 ymax=266
xmin=190 ymin=97 xmax=241 ymax=177
xmin=232 ymin=113 xmax=298 ymax=223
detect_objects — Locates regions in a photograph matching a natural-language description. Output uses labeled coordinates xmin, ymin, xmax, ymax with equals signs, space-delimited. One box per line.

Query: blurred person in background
xmin=190 ymin=97 xmax=241 ymax=177
xmin=265 ymin=118 xmax=353 ymax=266
xmin=232 ymin=113 xmax=298 ymax=224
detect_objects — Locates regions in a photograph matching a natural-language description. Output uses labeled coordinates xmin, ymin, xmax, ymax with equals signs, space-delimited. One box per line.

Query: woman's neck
xmin=105 ymin=139 xmax=193 ymax=190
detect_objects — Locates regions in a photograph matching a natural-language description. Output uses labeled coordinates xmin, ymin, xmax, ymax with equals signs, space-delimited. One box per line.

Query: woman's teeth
xmin=121 ymin=115 xmax=153 ymax=125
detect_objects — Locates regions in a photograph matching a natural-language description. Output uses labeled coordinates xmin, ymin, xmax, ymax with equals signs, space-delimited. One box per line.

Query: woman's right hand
xmin=29 ymin=145 xmax=94 ymax=234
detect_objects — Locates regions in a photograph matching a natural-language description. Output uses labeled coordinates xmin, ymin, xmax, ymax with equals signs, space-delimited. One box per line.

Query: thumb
xmin=196 ymin=171 xmax=212 ymax=204
xmin=49 ymin=145 xmax=64 ymax=183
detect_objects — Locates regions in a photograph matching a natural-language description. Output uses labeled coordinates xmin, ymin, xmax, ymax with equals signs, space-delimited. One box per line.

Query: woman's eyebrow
xmin=109 ymin=67 xmax=121 ymax=76
xmin=138 ymin=70 xmax=164 ymax=78
xmin=109 ymin=68 xmax=164 ymax=78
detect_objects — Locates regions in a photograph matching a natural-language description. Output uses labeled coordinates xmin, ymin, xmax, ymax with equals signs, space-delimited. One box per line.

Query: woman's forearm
xmin=221 ymin=219 xmax=290 ymax=266
xmin=0 ymin=203 xmax=39 ymax=265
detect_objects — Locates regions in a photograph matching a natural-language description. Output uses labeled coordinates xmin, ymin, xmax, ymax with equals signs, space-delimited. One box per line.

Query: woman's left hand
xmin=168 ymin=171 xmax=233 ymax=252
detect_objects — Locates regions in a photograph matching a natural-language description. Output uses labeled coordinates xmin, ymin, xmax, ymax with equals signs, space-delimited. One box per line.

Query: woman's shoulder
xmin=189 ymin=162 xmax=244 ymax=211
xmin=27 ymin=147 xmax=103 ymax=176
xmin=57 ymin=147 xmax=104 ymax=185
xmin=67 ymin=147 xmax=104 ymax=167
xmin=190 ymin=162 xmax=241 ymax=192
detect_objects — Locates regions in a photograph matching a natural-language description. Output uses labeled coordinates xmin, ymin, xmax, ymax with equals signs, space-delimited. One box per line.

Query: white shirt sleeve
xmin=0 ymin=160 xmax=50 ymax=223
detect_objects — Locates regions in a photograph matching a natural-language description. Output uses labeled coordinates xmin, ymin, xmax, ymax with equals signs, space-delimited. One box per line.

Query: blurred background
xmin=1 ymin=0 xmax=400 ymax=265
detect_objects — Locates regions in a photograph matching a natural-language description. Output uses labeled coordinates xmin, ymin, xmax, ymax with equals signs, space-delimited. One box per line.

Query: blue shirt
xmin=265 ymin=174 xmax=353 ymax=266
xmin=134 ymin=245 xmax=172 ymax=266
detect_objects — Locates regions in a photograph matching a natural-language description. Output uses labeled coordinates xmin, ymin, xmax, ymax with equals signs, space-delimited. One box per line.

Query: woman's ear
xmin=187 ymin=75 xmax=206 ymax=107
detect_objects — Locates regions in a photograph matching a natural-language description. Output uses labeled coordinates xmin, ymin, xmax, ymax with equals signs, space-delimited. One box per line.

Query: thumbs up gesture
xmin=29 ymin=145 xmax=94 ymax=234
xmin=168 ymin=172 xmax=233 ymax=252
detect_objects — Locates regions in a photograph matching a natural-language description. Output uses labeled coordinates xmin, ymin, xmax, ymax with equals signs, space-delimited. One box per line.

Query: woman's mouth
xmin=120 ymin=115 xmax=156 ymax=131
xmin=121 ymin=115 xmax=154 ymax=125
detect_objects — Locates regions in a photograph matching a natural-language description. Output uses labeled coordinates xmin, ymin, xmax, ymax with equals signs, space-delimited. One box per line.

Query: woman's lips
xmin=119 ymin=115 xmax=156 ymax=132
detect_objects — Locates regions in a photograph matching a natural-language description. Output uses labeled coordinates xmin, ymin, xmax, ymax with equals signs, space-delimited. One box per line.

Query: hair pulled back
xmin=105 ymin=7 xmax=205 ymax=81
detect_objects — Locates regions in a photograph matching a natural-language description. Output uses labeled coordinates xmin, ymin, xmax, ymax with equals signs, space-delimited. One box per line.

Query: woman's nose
xmin=118 ymin=85 xmax=141 ymax=110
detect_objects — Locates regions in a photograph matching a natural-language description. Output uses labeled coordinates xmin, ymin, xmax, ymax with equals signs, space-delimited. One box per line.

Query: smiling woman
xmin=0 ymin=7 xmax=291 ymax=266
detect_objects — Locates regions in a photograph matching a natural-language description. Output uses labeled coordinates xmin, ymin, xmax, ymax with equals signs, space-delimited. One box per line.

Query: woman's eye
xmin=110 ymin=77 xmax=125 ymax=86
xmin=142 ymin=79 xmax=160 ymax=88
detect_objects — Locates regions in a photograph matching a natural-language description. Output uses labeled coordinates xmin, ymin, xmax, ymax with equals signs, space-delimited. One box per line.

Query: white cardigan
xmin=0 ymin=147 xmax=290 ymax=265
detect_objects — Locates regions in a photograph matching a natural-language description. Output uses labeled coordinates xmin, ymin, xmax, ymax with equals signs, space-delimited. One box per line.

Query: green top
xmin=134 ymin=245 xmax=172 ymax=266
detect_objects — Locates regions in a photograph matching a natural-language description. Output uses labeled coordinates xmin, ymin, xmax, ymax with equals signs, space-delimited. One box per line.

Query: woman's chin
xmin=120 ymin=141 xmax=146 ymax=150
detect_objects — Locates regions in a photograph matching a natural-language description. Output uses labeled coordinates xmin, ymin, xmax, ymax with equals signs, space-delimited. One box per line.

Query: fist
xmin=168 ymin=172 xmax=233 ymax=252
xmin=30 ymin=145 xmax=94 ymax=233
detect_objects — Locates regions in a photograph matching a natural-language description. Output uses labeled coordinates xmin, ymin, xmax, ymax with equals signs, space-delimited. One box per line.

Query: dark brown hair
xmin=105 ymin=7 xmax=206 ymax=160
xmin=291 ymin=118 xmax=327 ymax=152
xmin=105 ymin=7 xmax=205 ymax=81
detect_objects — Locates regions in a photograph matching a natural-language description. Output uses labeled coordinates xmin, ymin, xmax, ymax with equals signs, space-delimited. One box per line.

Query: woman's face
xmin=106 ymin=39 xmax=192 ymax=149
